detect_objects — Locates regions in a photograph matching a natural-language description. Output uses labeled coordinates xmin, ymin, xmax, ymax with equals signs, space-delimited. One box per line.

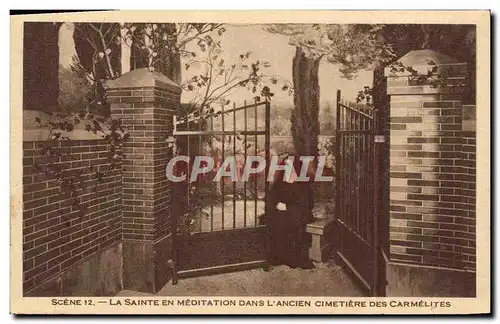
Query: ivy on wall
xmin=32 ymin=111 xmax=129 ymax=216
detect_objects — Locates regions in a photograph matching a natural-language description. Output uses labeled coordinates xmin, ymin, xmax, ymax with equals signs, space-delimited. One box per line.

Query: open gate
xmin=334 ymin=90 xmax=384 ymax=296
xmin=171 ymin=100 xmax=271 ymax=283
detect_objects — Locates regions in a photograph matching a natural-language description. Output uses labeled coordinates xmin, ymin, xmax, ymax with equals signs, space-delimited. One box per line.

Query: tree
xmin=356 ymin=24 xmax=477 ymax=111
xmin=266 ymin=24 xmax=393 ymax=157
xmin=72 ymin=23 xmax=122 ymax=117
xmin=72 ymin=22 xmax=280 ymax=121
xmin=58 ymin=62 xmax=91 ymax=114
xmin=264 ymin=24 xmax=394 ymax=216
xmin=181 ymin=46 xmax=276 ymax=119
xmin=378 ymin=24 xmax=476 ymax=104
xmin=122 ymin=23 xmax=225 ymax=84
xmin=73 ymin=23 xmax=121 ymax=80
xmin=319 ymin=101 xmax=335 ymax=136
xmin=23 ymin=22 xmax=62 ymax=112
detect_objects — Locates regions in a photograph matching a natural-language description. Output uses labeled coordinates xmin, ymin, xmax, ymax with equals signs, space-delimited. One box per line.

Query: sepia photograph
xmin=10 ymin=10 xmax=490 ymax=315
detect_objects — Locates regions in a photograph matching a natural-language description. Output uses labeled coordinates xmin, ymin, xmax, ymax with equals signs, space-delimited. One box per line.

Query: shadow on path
xmin=117 ymin=257 xmax=365 ymax=297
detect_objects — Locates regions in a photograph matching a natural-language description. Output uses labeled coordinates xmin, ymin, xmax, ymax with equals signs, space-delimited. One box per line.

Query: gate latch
xmin=375 ymin=135 xmax=386 ymax=143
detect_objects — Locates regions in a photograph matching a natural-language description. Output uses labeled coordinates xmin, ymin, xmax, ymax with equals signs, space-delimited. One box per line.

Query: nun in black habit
xmin=260 ymin=155 xmax=316 ymax=269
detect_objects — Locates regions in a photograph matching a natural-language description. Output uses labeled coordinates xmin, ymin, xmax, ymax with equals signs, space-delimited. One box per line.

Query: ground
xmin=117 ymin=257 xmax=365 ymax=297
xmin=194 ymin=200 xmax=265 ymax=232
xmin=188 ymin=200 xmax=334 ymax=233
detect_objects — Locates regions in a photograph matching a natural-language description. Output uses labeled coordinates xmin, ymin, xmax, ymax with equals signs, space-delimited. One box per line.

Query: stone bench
xmin=306 ymin=216 xmax=335 ymax=263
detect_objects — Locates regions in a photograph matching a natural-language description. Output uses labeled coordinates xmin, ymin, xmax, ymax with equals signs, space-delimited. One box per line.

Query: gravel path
xmin=117 ymin=258 xmax=365 ymax=297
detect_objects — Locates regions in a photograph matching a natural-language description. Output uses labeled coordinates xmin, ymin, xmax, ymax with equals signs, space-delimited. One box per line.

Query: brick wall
xmin=22 ymin=68 xmax=181 ymax=296
xmin=107 ymin=69 xmax=178 ymax=243
xmin=22 ymin=140 xmax=122 ymax=294
xmin=106 ymin=68 xmax=179 ymax=293
xmin=384 ymin=50 xmax=475 ymax=272
xmin=388 ymin=95 xmax=475 ymax=270
xmin=456 ymin=131 xmax=476 ymax=270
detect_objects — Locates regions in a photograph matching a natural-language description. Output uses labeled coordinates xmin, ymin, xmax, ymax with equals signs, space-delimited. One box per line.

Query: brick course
xmin=22 ymin=140 xmax=122 ymax=293
xmin=108 ymin=85 xmax=177 ymax=242
xmin=106 ymin=68 xmax=179 ymax=292
xmin=385 ymin=52 xmax=475 ymax=272
xmin=23 ymin=69 xmax=181 ymax=295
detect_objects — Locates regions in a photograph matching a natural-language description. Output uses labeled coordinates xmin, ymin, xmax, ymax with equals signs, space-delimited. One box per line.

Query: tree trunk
xmin=23 ymin=22 xmax=61 ymax=112
xmin=120 ymin=26 xmax=132 ymax=75
xmin=155 ymin=45 xmax=182 ymax=85
xmin=291 ymin=46 xmax=321 ymax=216
xmin=291 ymin=46 xmax=321 ymax=157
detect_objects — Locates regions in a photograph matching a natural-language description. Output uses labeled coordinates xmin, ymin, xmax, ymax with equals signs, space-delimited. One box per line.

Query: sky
xmin=58 ymin=23 xmax=374 ymax=107
xmin=181 ymin=24 xmax=373 ymax=106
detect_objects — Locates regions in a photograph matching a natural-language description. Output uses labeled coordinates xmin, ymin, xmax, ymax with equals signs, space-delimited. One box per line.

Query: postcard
xmin=10 ymin=10 xmax=490 ymax=315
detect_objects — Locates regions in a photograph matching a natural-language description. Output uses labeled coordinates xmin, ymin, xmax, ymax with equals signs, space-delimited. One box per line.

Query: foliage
xmin=180 ymin=44 xmax=275 ymax=117
xmin=319 ymin=101 xmax=335 ymax=135
xmin=264 ymin=24 xmax=395 ymax=156
xmin=370 ymin=24 xmax=475 ymax=105
xmin=58 ymin=62 xmax=91 ymax=114
xmin=122 ymin=23 xmax=224 ymax=70
xmin=26 ymin=23 xmax=129 ymax=217
xmin=356 ymin=60 xmax=467 ymax=106
xmin=43 ymin=23 xmax=236 ymax=218
xmin=33 ymin=111 xmax=129 ymax=214
xmin=73 ymin=23 xmax=121 ymax=80
xmin=318 ymin=136 xmax=335 ymax=169
xmin=266 ymin=24 xmax=395 ymax=79
xmin=378 ymin=24 xmax=475 ymax=63
xmin=270 ymin=138 xmax=295 ymax=156
xmin=270 ymin=113 xmax=292 ymax=136
xmin=262 ymin=24 xmax=395 ymax=213
xmin=72 ymin=23 xmax=123 ymax=118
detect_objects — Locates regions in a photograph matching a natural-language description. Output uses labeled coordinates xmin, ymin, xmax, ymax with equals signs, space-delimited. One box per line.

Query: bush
xmin=58 ymin=64 xmax=91 ymax=114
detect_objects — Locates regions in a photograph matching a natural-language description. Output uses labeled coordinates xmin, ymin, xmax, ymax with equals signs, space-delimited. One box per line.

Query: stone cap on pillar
xmin=104 ymin=68 xmax=181 ymax=94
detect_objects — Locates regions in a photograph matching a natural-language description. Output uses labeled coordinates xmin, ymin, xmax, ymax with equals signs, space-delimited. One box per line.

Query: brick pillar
xmin=107 ymin=68 xmax=180 ymax=293
xmin=383 ymin=50 xmax=475 ymax=296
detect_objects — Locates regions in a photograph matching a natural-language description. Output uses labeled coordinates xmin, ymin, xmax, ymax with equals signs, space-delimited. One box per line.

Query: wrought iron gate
xmin=334 ymin=90 xmax=384 ymax=296
xmin=171 ymin=100 xmax=271 ymax=283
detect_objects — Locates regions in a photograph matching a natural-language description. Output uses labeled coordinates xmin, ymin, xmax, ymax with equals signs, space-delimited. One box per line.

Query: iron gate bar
xmin=359 ymin=114 xmax=364 ymax=239
xmin=338 ymin=102 xmax=373 ymax=119
xmin=254 ymin=99 xmax=258 ymax=226
xmin=198 ymin=109 xmax=202 ymax=232
xmin=174 ymin=102 xmax=265 ymax=126
xmin=337 ymin=219 xmax=371 ymax=245
xmin=343 ymin=108 xmax=347 ymax=233
xmin=233 ymin=102 xmax=237 ymax=229
xmin=354 ymin=111 xmax=358 ymax=232
xmin=362 ymin=116 xmax=367 ymax=241
xmin=350 ymin=109 xmax=354 ymax=229
xmin=187 ymin=109 xmax=191 ymax=234
xmin=345 ymin=107 xmax=349 ymax=229
xmin=244 ymin=100 xmax=247 ymax=228
xmin=264 ymin=100 xmax=271 ymax=270
xmin=334 ymin=89 xmax=380 ymax=296
xmin=371 ymin=108 xmax=380 ymax=297
xmin=210 ymin=112 xmax=214 ymax=231
xmin=334 ymin=93 xmax=340 ymax=237
xmin=171 ymin=100 xmax=271 ymax=283
xmin=356 ymin=113 xmax=360 ymax=236
xmin=352 ymin=110 xmax=356 ymax=229
xmin=172 ymin=130 xmax=267 ymax=136
xmin=221 ymin=103 xmax=225 ymax=230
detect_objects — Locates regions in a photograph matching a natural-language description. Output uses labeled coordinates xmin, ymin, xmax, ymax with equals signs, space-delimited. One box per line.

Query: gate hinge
xmin=375 ymin=135 xmax=386 ymax=143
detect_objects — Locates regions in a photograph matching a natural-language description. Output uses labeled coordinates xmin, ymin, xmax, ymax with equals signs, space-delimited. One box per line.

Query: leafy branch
xmin=32 ymin=109 xmax=130 ymax=217
xmin=356 ymin=60 xmax=466 ymax=106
